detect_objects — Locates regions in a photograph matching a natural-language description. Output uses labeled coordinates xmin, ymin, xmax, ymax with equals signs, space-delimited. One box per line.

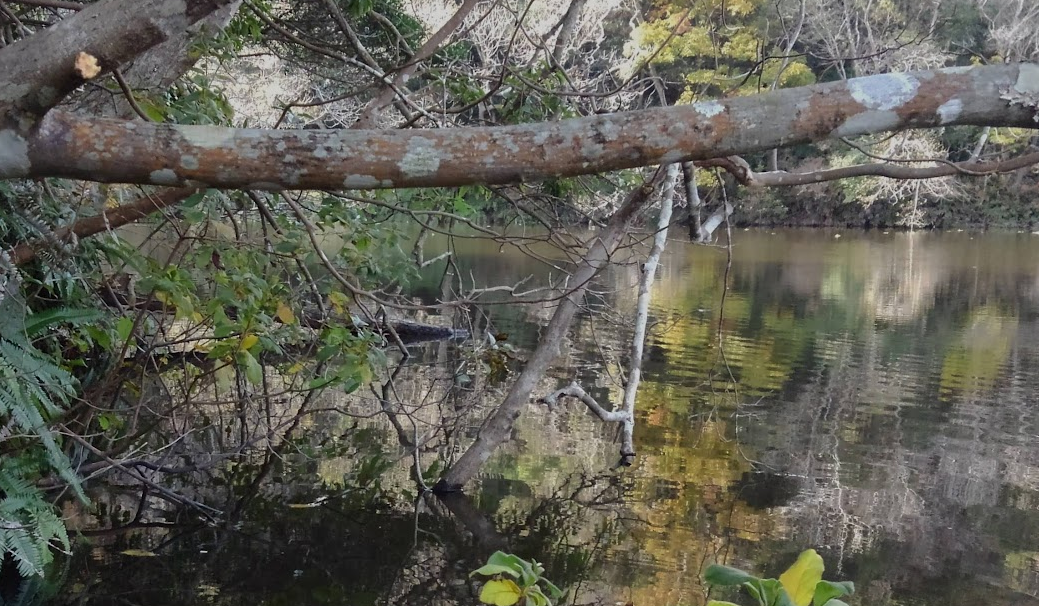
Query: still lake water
xmin=57 ymin=229 xmax=1039 ymax=605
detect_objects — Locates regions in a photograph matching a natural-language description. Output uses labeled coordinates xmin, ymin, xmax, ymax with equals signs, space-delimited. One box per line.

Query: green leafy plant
xmin=0 ymin=459 xmax=72 ymax=579
xmin=471 ymin=551 xmax=564 ymax=606
xmin=704 ymin=549 xmax=855 ymax=606
xmin=0 ymin=294 xmax=91 ymax=578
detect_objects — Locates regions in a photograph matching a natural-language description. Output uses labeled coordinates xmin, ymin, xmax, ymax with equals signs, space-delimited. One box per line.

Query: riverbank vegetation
xmin=1 ymin=0 xmax=1038 ymax=598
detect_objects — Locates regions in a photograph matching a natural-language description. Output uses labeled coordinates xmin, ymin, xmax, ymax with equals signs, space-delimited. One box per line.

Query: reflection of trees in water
xmin=54 ymin=231 xmax=1039 ymax=605
xmin=741 ymin=317 xmax=1039 ymax=599
xmin=581 ymin=231 xmax=1039 ymax=605
xmin=58 ymin=468 xmax=626 ymax=606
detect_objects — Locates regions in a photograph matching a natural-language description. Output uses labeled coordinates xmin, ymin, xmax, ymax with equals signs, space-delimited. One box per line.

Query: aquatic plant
xmin=471 ymin=551 xmax=564 ymax=606
xmin=704 ymin=549 xmax=855 ymax=606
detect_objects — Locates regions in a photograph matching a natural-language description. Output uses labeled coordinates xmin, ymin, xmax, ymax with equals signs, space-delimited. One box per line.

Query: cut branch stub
xmin=0 ymin=0 xmax=236 ymax=123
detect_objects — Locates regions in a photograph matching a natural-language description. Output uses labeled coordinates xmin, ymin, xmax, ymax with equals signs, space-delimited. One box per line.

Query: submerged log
xmin=297 ymin=309 xmax=469 ymax=344
xmin=373 ymin=318 xmax=470 ymax=344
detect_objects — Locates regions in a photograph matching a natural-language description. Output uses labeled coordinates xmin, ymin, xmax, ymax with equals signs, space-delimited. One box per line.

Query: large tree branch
xmin=0 ymin=0 xmax=235 ymax=122
xmin=5 ymin=64 xmax=1038 ymax=189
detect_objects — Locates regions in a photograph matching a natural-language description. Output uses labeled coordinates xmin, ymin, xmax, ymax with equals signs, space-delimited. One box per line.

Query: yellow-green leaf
xmin=120 ymin=549 xmax=158 ymax=557
xmin=479 ymin=579 xmax=523 ymax=606
xmin=779 ymin=549 xmax=824 ymax=606
xmin=328 ymin=291 xmax=349 ymax=314
xmin=240 ymin=334 xmax=259 ymax=350
xmin=276 ymin=302 xmax=296 ymax=324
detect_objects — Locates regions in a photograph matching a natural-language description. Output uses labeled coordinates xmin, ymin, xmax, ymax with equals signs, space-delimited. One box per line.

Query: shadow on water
xmin=53 ymin=472 xmax=618 ymax=605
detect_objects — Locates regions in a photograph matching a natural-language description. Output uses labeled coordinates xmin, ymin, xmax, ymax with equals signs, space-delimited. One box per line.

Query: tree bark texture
xmin=0 ymin=0 xmax=236 ymax=123
xmin=3 ymin=63 xmax=1038 ymax=189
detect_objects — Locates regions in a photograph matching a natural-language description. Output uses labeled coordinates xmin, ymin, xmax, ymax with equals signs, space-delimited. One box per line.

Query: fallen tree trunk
xmin=435 ymin=167 xmax=670 ymax=491
xmin=4 ymin=63 xmax=1039 ymax=190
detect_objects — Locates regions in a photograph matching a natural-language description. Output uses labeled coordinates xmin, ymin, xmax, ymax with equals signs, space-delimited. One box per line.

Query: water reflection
xmin=478 ymin=229 xmax=1039 ymax=606
xmin=55 ymin=229 xmax=1039 ymax=605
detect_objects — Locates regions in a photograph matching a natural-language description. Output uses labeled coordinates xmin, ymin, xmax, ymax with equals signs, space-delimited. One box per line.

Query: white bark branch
xmin=436 ymin=168 xmax=671 ymax=491
xmin=618 ymin=163 xmax=679 ymax=460
xmin=539 ymin=382 xmax=627 ymax=423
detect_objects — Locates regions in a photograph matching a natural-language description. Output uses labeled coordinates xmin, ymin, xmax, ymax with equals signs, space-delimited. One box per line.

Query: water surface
xmin=56 ymin=229 xmax=1039 ymax=605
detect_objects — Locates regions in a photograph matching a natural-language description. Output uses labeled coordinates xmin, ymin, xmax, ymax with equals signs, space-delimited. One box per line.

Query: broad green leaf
xmin=704 ymin=564 xmax=758 ymax=586
xmin=24 ymin=308 xmax=102 ymax=336
xmin=182 ymin=190 xmax=208 ymax=207
xmin=525 ymin=587 xmax=549 ymax=606
xmin=540 ymin=578 xmax=564 ymax=598
xmin=236 ymin=350 xmax=263 ymax=384
xmin=779 ymin=550 xmax=824 ymax=606
xmin=706 ymin=602 xmax=742 ymax=606
xmin=756 ymin=578 xmax=795 ymax=606
xmin=479 ymin=579 xmax=523 ymax=606
xmin=471 ymin=551 xmax=525 ymax=578
xmin=137 ymin=99 xmax=168 ymax=123
xmin=744 ymin=580 xmax=763 ymax=605
xmin=240 ymin=333 xmax=259 ymax=351
xmin=116 ymin=316 xmax=135 ymax=343
xmin=471 ymin=564 xmax=522 ymax=578
xmin=813 ymin=580 xmax=854 ymax=606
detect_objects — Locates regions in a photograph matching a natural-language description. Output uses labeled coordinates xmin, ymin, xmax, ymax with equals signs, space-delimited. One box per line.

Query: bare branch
xmin=746 ymin=150 xmax=1039 ymax=186
xmin=9 ymin=186 xmax=199 ymax=265
xmin=539 ymin=381 xmax=627 ymax=423
xmin=353 ymin=0 xmax=481 ymax=128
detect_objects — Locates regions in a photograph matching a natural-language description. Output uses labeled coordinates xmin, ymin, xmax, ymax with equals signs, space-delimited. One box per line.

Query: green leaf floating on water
xmin=779 ymin=549 xmax=824 ymax=606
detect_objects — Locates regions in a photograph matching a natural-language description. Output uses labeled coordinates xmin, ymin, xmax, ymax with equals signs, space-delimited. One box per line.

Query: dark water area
xmin=50 ymin=229 xmax=1039 ymax=605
